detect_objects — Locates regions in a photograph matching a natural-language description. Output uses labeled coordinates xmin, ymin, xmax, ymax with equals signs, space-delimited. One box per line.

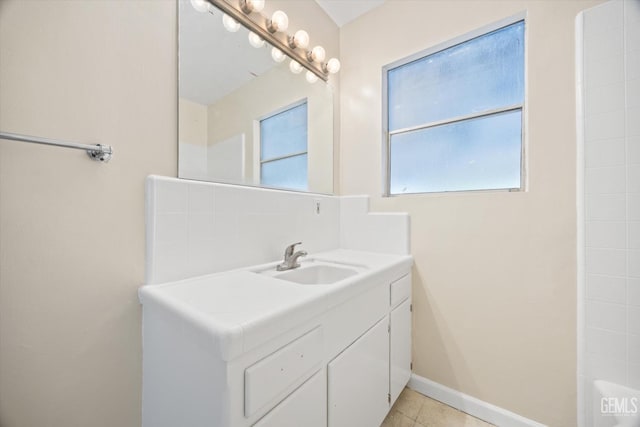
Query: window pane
xmin=260 ymin=103 xmax=308 ymax=160
xmin=388 ymin=21 xmax=524 ymax=131
xmin=261 ymin=154 xmax=308 ymax=191
xmin=389 ymin=110 xmax=522 ymax=194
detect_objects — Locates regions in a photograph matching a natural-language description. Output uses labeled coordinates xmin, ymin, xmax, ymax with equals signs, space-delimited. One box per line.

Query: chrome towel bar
xmin=0 ymin=131 xmax=113 ymax=162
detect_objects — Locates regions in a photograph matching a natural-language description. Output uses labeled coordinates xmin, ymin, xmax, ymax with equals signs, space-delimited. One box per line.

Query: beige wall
xmin=0 ymin=1 xmax=177 ymax=426
xmin=339 ymin=1 xmax=601 ymax=425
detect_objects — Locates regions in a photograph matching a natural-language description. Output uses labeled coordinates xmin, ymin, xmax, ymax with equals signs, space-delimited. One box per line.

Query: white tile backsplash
xmin=188 ymin=212 xmax=216 ymax=241
xmin=187 ymin=239 xmax=216 ymax=277
xmin=154 ymin=179 xmax=188 ymax=213
xmin=145 ymin=176 xmax=410 ymax=284
xmin=155 ymin=213 xmax=188 ymax=245
xmin=153 ymin=243 xmax=188 ymax=283
xmin=340 ymin=213 xmax=410 ymax=255
xmin=187 ymin=182 xmax=215 ymax=213
xmin=340 ymin=196 xmax=410 ymax=255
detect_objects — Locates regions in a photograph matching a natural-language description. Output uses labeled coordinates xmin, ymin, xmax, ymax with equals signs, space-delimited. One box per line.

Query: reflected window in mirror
xmin=260 ymin=101 xmax=308 ymax=191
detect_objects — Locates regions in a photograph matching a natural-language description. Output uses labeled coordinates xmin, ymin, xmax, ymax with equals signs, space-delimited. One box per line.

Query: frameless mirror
xmin=178 ymin=0 xmax=334 ymax=193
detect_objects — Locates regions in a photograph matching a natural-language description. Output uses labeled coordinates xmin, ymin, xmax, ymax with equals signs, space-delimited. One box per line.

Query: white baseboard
xmin=407 ymin=373 xmax=547 ymax=427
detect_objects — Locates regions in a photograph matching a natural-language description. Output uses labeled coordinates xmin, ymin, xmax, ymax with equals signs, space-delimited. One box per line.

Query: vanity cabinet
xmin=140 ymin=261 xmax=412 ymax=427
xmin=328 ymin=316 xmax=390 ymax=427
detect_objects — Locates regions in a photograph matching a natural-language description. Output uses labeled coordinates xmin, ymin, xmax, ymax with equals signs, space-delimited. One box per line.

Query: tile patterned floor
xmin=382 ymin=388 xmax=495 ymax=427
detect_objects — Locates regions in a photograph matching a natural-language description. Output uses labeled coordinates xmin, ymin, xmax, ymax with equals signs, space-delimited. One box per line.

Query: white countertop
xmin=139 ymin=249 xmax=412 ymax=361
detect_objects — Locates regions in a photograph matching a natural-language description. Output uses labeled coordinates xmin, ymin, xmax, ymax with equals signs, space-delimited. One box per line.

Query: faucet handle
xmin=284 ymin=242 xmax=302 ymax=258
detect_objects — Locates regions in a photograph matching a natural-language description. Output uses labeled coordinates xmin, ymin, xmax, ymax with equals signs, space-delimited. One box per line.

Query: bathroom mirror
xmin=178 ymin=0 xmax=334 ymax=193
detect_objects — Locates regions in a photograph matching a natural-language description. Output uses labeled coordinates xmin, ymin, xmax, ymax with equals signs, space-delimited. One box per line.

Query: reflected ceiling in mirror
xmin=178 ymin=0 xmax=334 ymax=194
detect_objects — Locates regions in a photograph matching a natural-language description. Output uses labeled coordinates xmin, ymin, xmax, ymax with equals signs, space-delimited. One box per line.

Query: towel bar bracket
xmin=87 ymin=144 xmax=113 ymax=162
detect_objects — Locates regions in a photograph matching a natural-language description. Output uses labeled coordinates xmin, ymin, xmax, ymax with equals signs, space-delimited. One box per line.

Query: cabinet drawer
xmin=390 ymin=274 xmax=411 ymax=308
xmin=245 ymin=326 xmax=323 ymax=417
xmin=252 ymin=370 xmax=326 ymax=427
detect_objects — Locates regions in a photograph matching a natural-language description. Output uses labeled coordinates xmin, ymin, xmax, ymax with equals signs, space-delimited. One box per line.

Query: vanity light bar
xmin=206 ymin=0 xmax=334 ymax=82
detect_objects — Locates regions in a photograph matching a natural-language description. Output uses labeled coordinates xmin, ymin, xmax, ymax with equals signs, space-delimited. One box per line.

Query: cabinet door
xmin=328 ymin=316 xmax=390 ymax=427
xmin=390 ymin=298 xmax=412 ymax=405
xmin=253 ymin=370 xmax=326 ymax=427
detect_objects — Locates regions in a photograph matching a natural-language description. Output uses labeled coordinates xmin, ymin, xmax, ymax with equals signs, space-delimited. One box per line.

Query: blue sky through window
xmin=386 ymin=21 xmax=525 ymax=194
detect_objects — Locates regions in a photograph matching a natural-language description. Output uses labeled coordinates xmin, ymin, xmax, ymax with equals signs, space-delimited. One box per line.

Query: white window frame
xmin=381 ymin=12 xmax=528 ymax=196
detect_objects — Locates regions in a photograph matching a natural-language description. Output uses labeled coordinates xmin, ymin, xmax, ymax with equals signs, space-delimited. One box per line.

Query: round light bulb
xmin=222 ymin=14 xmax=240 ymax=32
xmin=190 ymin=0 xmax=209 ymax=13
xmin=308 ymin=45 xmax=326 ymax=63
xmin=305 ymin=71 xmax=318 ymax=83
xmin=325 ymin=57 xmax=341 ymax=74
xmin=248 ymin=32 xmax=265 ymax=48
xmin=289 ymin=60 xmax=303 ymax=74
xmin=293 ymin=30 xmax=310 ymax=49
xmin=271 ymin=47 xmax=286 ymax=63
xmin=268 ymin=10 xmax=289 ymax=32
xmin=247 ymin=0 xmax=264 ymax=12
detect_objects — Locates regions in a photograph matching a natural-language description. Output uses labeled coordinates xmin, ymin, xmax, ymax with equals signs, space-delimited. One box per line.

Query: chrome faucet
xmin=277 ymin=242 xmax=308 ymax=271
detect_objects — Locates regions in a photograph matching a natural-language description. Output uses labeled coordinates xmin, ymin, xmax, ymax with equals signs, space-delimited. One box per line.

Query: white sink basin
xmin=255 ymin=259 xmax=365 ymax=285
xmin=274 ymin=264 xmax=359 ymax=285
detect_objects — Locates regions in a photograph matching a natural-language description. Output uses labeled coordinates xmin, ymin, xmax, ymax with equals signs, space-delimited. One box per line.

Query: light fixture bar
xmin=207 ymin=0 xmax=328 ymax=82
